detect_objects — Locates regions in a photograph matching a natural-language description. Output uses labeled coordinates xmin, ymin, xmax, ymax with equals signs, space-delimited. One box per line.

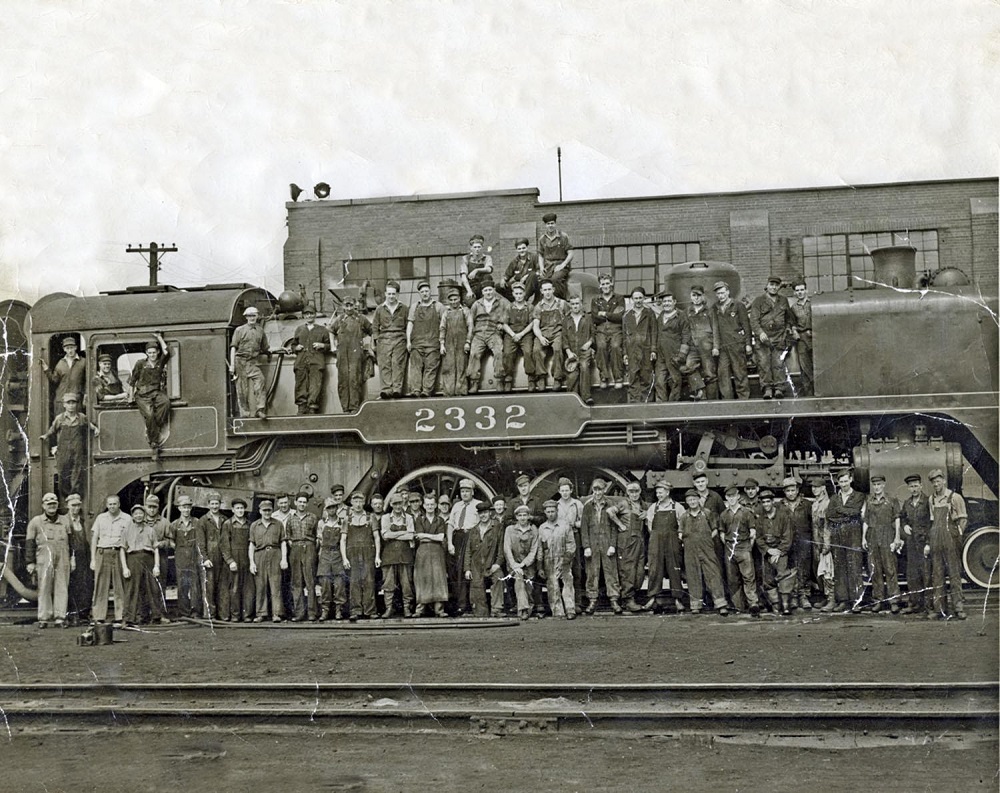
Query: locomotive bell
xmin=277 ymin=291 xmax=305 ymax=315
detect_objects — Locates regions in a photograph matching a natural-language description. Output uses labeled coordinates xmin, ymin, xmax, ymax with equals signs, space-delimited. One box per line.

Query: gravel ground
xmin=0 ymin=604 xmax=996 ymax=685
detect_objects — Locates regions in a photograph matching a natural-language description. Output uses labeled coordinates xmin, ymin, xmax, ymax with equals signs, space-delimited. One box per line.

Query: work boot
xmin=800 ymin=596 xmax=812 ymax=611
xmin=762 ymin=387 xmax=773 ymax=400
xmin=749 ymin=604 xmax=760 ymax=618
xmin=468 ymin=381 xmax=479 ymax=394
xmin=779 ymin=596 xmax=791 ymax=616
xmin=434 ymin=603 xmax=447 ymax=618
xmin=583 ymin=603 xmax=596 ymax=615
xmin=319 ymin=609 xmax=330 ymax=622
xmin=624 ymin=598 xmax=643 ymax=613
xmin=820 ymin=599 xmax=835 ymax=613
xmin=610 ymin=599 xmax=623 ymax=614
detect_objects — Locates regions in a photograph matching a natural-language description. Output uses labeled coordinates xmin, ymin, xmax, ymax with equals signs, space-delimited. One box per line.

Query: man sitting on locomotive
xmin=466 ymin=278 xmax=510 ymax=395
xmin=460 ymin=234 xmax=494 ymax=306
xmin=130 ymin=333 xmax=170 ymax=461
xmin=531 ymin=278 xmax=569 ymax=391
xmin=501 ymin=282 xmax=537 ymax=392
xmin=537 ymin=213 xmax=573 ymax=301
xmin=500 ymin=237 xmax=540 ymax=304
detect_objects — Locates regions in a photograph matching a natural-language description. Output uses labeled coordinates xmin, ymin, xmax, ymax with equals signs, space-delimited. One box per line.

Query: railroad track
xmin=2 ymin=682 xmax=996 ymax=736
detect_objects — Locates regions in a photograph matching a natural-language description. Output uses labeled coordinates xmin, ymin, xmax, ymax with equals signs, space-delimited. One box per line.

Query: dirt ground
xmin=0 ymin=601 xmax=996 ymax=685
xmin=2 ymin=732 xmax=997 ymax=793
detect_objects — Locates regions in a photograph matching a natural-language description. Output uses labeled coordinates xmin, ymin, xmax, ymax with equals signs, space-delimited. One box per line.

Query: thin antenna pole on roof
xmin=557 ymin=147 xmax=563 ymax=202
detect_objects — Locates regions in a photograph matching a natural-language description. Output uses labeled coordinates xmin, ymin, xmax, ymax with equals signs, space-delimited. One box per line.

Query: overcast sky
xmin=2 ymin=0 xmax=997 ymax=302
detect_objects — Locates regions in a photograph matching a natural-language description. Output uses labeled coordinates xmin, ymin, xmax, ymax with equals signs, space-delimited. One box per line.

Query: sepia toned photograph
xmin=0 ymin=2 xmax=997 ymax=790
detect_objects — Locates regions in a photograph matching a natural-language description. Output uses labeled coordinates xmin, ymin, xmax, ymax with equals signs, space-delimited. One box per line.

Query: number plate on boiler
xmin=351 ymin=394 xmax=590 ymax=443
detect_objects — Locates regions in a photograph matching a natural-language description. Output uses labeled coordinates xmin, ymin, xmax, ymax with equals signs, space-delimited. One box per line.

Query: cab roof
xmin=29 ymin=285 xmax=276 ymax=334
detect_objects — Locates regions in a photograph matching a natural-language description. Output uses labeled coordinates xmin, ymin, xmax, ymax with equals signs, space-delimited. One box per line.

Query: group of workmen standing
xmin=230 ymin=212 xmax=817 ymax=414
xmin=25 ymin=463 xmax=967 ymax=628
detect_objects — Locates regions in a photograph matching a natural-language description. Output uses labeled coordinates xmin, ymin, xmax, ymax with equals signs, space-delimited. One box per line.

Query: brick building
xmin=283 ymin=178 xmax=998 ymax=311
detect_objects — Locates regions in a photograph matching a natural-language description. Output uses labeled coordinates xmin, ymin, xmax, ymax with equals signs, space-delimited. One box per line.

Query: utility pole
xmin=126 ymin=242 xmax=177 ymax=286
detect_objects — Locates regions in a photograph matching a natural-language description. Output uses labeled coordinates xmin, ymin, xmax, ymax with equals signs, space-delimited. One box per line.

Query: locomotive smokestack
xmin=870 ymin=246 xmax=917 ymax=289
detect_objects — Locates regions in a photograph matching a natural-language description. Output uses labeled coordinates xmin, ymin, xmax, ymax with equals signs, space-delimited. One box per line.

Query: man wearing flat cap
xmin=26 ymin=492 xmax=71 ymax=628
xmin=168 ymin=494 xmax=201 ymax=618
xmin=780 ymin=476 xmax=813 ymax=610
xmin=249 ymin=499 xmax=289 ymax=622
xmin=685 ymin=284 xmax=719 ymax=400
xmin=230 ymin=305 xmax=270 ymax=419
xmin=623 ymin=286 xmax=656 ymax=403
xmin=538 ymin=500 xmax=577 ymax=618
xmin=290 ymin=304 xmax=330 ymax=415
xmin=808 ymin=477 xmax=836 ymax=612
xmin=93 ymin=352 xmax=127 ymax=405
xmin=538 ymin=213 xmax=573 ymax=300
xmin=754 ymin=489 xmax=795 ymax=615
xmin=592 ymin=273 xmax=626 ymax=390
xmin=329 ymin=296 xmax=373 ymax=412
xmin=465 ymin=501 xmax=506 ymax=617
xmin=129 ymin=333 xmax=171 ymax=460
xmin=501 ymin=238 xmax=540 ymax=304
xmin=556 ymin=476 xmax=586 ymax=611
xmin=580 ymin=478 xmax=622 ymax=614
xmin=466 ymin=278 xmax=510 ymax=394
xmin=460 ymin=235 xmax=495 ymax=305
xmin=501 ymin=282 xmax=538 ymax=393
xmin=506 ymin=474 xmax=541 ymax=526
xmin=40 ymin=391 xmax=98 ymax=500
xmin=712 ymin=281 xmax=752 ymax=401
xmin=221 ymin=497 xmax=254 ymax=621
xmin=749 ymin=276 xmax=794 ymax=399
xmin=862 ymin=475 xmax=902 ymax=614
xmin=447 ymin=479 xmax=481 ymax=615
xmin=679 ymin=488 xmax=729 ymax=615
xmin=372 ymin=280 xmax=408 ymax=399
xmin=439 ymin=286 xmax=473 ymax=396
xmin=654 ymin=291 xmax=698 ymax=402
xmin=898 ymin=474 xmax=931 ymax=615
xmin=645 ymin=482 xmax=686 ymax=613
xmin=926 ymin=469 xmax=967 ymax=619
xmin=65 ymin=493 xmax=93 ymax=624
xmin=406 ymin=281 xmax=444 ymax=398
xmin=531 ymin=279 xmax=569 ymax=391
xmin=41 ymin=335 xmax=86 ymax=410
xmin=789 ymin=278 xmax=814 ymax=396
xmin=504 ymin=502 xmax=540 ymax=619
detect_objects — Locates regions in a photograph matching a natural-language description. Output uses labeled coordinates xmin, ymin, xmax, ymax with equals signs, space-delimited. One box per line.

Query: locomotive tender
xmin=1 ymin=236 xmax=997 ymax=602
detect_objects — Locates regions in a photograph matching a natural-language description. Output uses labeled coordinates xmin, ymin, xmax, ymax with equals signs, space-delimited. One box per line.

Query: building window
xmin=344 ymin=242 xmax=701 ymax=303
xmin=802 ymin=230 xmax=939 ymax=292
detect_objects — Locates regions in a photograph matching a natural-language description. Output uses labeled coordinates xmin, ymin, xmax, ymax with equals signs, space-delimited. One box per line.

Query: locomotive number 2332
xmin=414 ymin=404 xmax=527 ymax=433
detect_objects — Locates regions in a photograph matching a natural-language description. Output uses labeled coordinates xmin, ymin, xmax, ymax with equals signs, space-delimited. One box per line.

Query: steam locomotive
xmin=1 ymin=245 xmax=997 ymax=603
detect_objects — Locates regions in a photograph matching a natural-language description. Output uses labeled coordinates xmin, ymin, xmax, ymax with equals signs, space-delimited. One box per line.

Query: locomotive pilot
xmin=591 ymin=273 xmax=626 ymax=389
xmin=862 ymin=475 xmax=903 ymax=614
xmin=712 ymin=281 xmax=752 ymax=400
xmin=925 ymin=469 xmax=967 ymax=620
xmin=406 ymin=281 xmax=444 ymax=398
xmin=899 ymin=474 xmax=932 ymax=615
xmin=329 ymin=296 xmax=373 ymax=413
xmin=229 ymin=305 xmax=270 ymax=419
xmin=622 ymin=287 xmax=656 ymax=403
xmin=465 ymin=501 xmax=506 ymax=618
xmin=501 ymin=282 xmax=537 ymax=392
xmin=531 ymin=279 xmax=569 ymax=391
xmin=749 ymin=276 xmax=794 ymax=399
xmin=537 ymin=213 xmax=573 ymax=300
xmin=562 ymin=294 xmax=595 ymax=405
xmin=290 ymin=304 xmax=330 ymax=415
xmin=439 ymin=287 xmax=473 ymax=397
xmin=372 ymin=280 xmax=408 ymax=399
xmin=466 ymin=278 xmax=510 ymax=394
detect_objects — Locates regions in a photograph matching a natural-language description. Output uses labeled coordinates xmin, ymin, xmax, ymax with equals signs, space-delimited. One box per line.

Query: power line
xmin=125 ymin=242 xmax=177 ymax=286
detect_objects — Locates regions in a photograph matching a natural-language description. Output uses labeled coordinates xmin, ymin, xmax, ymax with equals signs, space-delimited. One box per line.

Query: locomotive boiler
xmin=1 ymin=247 xmax=997 ymax=601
